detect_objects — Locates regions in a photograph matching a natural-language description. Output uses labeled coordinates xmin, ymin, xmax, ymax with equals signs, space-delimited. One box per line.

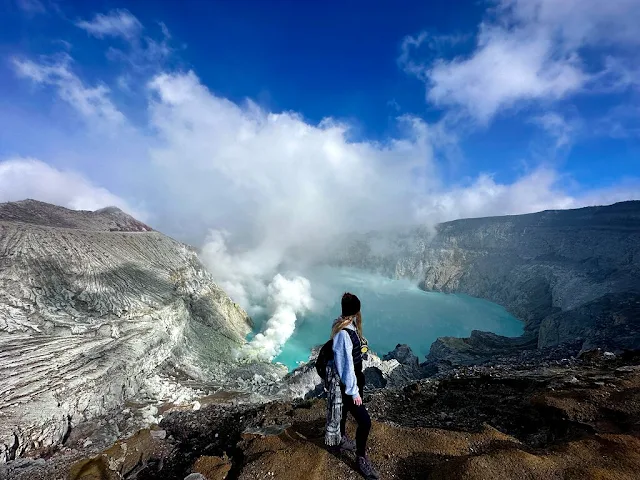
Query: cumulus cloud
xmin=0 ymin=158 xmax=143 ymax=216
xmin=426 ymin=28 xmax=585 ymax=123
xmin=402 ymin=0 xmax=640 ymax=123
xmin=147 ymin=71 xmax=436 ymax=250
xmin=12 ymin=54 xmax=125 ymax=129
xmin=76 ymin=9 xmax=142 ymax=40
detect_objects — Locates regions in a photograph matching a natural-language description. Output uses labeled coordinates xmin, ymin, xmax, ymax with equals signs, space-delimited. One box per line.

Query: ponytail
xmin=331 ymin=311 xmax=363 ymax=340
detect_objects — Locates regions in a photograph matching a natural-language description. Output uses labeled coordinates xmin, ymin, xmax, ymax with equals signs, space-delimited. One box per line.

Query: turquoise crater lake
xmin=251 ymin=267 xmax=524 ymax=370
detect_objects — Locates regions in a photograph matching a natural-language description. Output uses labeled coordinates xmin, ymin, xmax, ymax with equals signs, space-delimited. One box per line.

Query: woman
xmin=326 ymin=292 xmax=379 ymax=480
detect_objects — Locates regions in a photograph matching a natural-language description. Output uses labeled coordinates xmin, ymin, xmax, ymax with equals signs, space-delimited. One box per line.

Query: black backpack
xmin=315 ymin=329 xmax=364 ymax=380
xmin=315 ymin=340 xmax=334 ymax=380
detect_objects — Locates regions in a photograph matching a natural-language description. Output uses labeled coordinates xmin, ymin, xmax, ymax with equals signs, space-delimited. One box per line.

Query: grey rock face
xmin=538 ymin=292 xmax=640 ymax=353
xmin=427 ymin=331 xmax=538 ymax=366
xmin=420 ymin=202 xmax=640 ymax=337
xmin=0 ymin=200 xmax=251 ymax=462
xmin=383 ymin=344 xmax=419 ymax=366
xmin=331 ymin=202 xmax=640 ymax=359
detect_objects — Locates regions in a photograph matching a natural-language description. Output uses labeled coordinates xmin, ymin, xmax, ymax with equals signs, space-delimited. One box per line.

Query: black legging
xmin=340 ymin=372 xmax=371 ymax=456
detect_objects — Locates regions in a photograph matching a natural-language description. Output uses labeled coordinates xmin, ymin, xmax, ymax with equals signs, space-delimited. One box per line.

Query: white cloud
xmin=531 ymin=112 xmax=577 ymax=149
xmin=399 ymin=31 xmax=470 ymax=79
xmin=416 ymin=167 xmax=639 ymax=224
xmin=399 ymin=31 xmax=430 ymax=79
xmin=78 ymin=11 xmax=173 ymax=79
xmin=12 ymin=54 xmax=125 ymax=128
xmin=0 ymin=158 xmax=142 ymax=216
xmin=426 ymin=27 xmax=585 ymax=123
xmin=76 ymin=9 xmax=142 ymax=40
xmin=596 ymin=105 xmax=640 ymax=139
xmin=402 ymin=0 xmax=640 ymax=123
xmin=159 ymin=22 xmax=171 ymax=40
xmin=16 ymin=0 xmax=46 ymax=15
xmin=503 ymin=0 xmax=640 ymax=48
xmin=147 ymin=72 xmax=437 ymax=247
xmin=106 ymin=34 xmax=172 ymax=70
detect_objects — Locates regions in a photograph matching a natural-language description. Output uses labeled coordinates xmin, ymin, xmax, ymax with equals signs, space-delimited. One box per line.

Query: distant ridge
xmin=0 ymin=199 xmax=152 ymax=232
xmin=437 ymin=200 xmax=640 ymax=230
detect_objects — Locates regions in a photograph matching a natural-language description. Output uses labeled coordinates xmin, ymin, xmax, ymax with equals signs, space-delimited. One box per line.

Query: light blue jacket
xmin=332 ymin=321 xmax=359 ymax=399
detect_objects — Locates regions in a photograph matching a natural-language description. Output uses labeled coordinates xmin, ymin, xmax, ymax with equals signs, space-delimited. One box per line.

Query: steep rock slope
xmin=336 ymin=202 xmax=640 ymax=358
xmin=0 ymin=200 xmax=251 ymax=462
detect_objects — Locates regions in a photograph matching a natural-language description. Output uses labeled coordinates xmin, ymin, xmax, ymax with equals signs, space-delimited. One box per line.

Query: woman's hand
xmin=353 ymin=396 xmax=363 ymax=406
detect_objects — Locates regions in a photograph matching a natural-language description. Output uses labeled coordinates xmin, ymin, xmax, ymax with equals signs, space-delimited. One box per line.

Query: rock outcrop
xmin=280 ymin=343 xmax=429 ymax=400
xmin=426 ymin=331 xmax=538 ymax=366
xmin=333 ymin=201 xmax=640 ymax=362
xmin=0 ymin=200 xmax=252 ymax=462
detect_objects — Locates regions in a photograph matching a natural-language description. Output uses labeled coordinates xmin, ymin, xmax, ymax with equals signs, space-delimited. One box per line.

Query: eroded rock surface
xmin=0 ymin=200 xmax=252 ymax=462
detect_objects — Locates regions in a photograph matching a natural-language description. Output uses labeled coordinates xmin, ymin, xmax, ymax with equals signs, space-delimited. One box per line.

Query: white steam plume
xmin=239 ymin=274 xmax=313 ymax=362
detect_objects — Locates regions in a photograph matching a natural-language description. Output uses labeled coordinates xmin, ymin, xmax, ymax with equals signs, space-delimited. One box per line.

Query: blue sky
xmin=0 ymin=0 xmax=639 ymax=248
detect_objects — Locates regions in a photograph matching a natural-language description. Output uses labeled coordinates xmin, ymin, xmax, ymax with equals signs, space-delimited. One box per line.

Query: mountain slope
xmin=0 ymin=200 xmax=251 ymax=462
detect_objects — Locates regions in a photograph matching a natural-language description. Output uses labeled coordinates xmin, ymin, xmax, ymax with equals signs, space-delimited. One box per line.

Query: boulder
xmin=68 ymin=427 xmax=170 ymax=480
xmin=191 ymin=455 xmax=232 ymax=480
xmin=383 ymin=344 xmax=419 ymax=366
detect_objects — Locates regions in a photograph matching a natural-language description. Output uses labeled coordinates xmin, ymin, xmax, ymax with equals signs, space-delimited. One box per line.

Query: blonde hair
xmin=331 ymin=311 xmax=363 ymax=340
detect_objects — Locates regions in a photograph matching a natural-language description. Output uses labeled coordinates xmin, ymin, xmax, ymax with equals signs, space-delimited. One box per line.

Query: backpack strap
xmin=343 ymin=328 xmax=363 ymax=365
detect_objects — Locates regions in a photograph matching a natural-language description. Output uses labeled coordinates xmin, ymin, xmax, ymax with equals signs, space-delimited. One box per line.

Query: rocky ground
xmin=4 ymin=350 xmax=639 ymax=480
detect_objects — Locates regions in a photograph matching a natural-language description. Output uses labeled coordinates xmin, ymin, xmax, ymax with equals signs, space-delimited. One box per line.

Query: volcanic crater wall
xmin=334 ymin=201 xmax=640 ymax=359
xmin=0 ymin=200 xmax=251 ymax=462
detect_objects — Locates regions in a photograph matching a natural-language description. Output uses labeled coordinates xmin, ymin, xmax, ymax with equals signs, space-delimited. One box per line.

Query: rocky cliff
xmin=0 ymin=200 xmax=252 ymax=462
xmin=335 ymin=201 xmax=640 ymax=361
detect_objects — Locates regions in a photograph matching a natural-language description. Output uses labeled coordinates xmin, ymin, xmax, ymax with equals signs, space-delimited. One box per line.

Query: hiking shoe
xmin=339 ymin=435 xmax=356 ymax=452
xmin=357 ymin=455 xmax=380 ymax=479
